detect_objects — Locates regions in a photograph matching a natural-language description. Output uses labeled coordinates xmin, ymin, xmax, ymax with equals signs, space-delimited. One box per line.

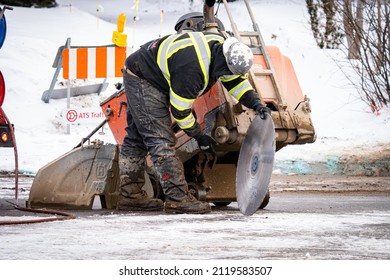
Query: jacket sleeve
xmin=169 ymin=66 xmax=205 ymax=138
xmin=220 ymin=75 xmax=260 ymax=109
xmin=170 ymin=102 xmax=201 ymax=138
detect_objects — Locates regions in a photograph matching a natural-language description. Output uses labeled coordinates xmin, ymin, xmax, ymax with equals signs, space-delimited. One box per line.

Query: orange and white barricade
xmin=62 ymin=45 xmax=126 ymax=80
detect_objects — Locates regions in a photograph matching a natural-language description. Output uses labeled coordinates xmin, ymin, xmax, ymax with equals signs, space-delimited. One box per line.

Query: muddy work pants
xmin=120 ymin=71 xmax=189 ymax=201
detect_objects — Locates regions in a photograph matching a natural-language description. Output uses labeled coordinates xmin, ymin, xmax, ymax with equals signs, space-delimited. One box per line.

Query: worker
xmin=117 ymin=26 xmax=271 ymax=214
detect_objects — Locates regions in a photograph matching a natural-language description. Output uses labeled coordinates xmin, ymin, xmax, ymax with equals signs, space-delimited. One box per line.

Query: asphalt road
xmin=0 ymin=175 xmax=389 ymax=260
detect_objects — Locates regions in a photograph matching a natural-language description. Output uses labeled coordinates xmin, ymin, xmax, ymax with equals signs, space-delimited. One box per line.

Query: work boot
xmin=117 ymin=173 xmax=164 ymax=211
xmin=117 ymin=155 xmax=163 ymax=211
xmin=164 ymin=193 xmax=211 ymax=214
xmin=117 ymin=190 xmax=164 ymax=211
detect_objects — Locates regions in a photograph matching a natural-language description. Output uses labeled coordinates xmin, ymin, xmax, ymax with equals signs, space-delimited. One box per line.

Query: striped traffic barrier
xmin=62 ymin=45 xmax=126 ymax=80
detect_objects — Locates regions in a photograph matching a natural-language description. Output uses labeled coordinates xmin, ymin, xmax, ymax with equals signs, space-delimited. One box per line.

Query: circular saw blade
xmin=236 ymin=115 xmax=275 ymax=216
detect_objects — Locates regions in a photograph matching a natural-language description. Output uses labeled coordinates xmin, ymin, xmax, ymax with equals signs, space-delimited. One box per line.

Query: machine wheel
xmin=188 ymin=182 xmax=207 ymax=201
xmin=259 ymin=190 xmax=270 ymax=209
xmin=212 ymin=202 xmax=231 ymax=207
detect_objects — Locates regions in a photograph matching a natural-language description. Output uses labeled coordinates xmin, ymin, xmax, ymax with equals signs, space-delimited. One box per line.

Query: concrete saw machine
xmin=28 ymin=0 xmax=315 ymax=214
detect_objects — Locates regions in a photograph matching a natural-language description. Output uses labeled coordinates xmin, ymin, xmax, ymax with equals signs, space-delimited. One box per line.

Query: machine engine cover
xmin=236 ymin=115 xmax=275 ymax=215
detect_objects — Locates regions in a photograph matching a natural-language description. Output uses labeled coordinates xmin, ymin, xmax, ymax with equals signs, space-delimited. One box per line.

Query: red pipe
xmin=0 ymin=203 xmax=76 ymax=225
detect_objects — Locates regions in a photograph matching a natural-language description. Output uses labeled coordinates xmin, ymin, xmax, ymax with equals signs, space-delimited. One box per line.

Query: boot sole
xmin=164 ymin=208 xmax=211 ymax=214
xmin=117 ymin=206 xmax=163 ymax=211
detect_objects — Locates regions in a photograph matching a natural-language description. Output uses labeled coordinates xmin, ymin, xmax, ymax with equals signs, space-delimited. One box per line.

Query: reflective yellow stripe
xmin=220 ymin=75 xmax=241 ymax=82
xmin=205 ymin=34 xmax=225 ymax=44
xmin=157 ymin=34 xmax=180 ymax=85
xmin=158 ymin=33 xmax=225 ymax=132
xmin=168 ymin=38 xmax=192 ymax=55
xmin=229 ymin=80 xmax=252 ymax=100
xmin=170 ymin=89 xmax=195 ymax=111
xmin=188 ymin=32 xmax=210 ymax=95
xmin=174 ymin=113 xmax=196 ymax=129
xmin=158 ymin=33 xmax=211 ymax=93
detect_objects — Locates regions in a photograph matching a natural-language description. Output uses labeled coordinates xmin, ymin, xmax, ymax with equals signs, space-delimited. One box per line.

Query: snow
xmin=1 ymin=208 xmax=389 ymax=260
xmin=0 ymin=0 xmax=389 ymax=174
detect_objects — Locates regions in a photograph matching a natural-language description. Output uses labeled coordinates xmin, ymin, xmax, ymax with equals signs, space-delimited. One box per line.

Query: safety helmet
xmin=223 ymin=37 xmax=253 ymax=75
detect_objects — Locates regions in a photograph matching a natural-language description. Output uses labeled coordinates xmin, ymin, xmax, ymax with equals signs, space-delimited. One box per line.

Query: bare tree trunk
xmin=376 ymin=0 xmax=383 ymax=72
xmin=306 ymin=0 xmax=342 ymax=49
xmin=336 ymin=0 xmax=390 ymax=112
xmin=343 ymin=0 xmax=356 ymax=58
xmin=387 ymin=1 xmax=390 ymax=55
xmin=355 ymin=0 xmax=364 ymax=55
xmin=323 ymin=0 xmax=334 ymax=47
xmin=343 ymin=0 xmax=364 ymax=59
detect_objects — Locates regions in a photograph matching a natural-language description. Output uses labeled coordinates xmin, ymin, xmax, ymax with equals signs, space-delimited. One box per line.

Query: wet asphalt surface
xmin=0 ymin=175 xmax=389 ymax=260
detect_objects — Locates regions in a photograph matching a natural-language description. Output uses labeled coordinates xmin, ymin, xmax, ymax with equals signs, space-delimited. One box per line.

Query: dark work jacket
xmin=125 ymin=32 xmax=259 ymax=137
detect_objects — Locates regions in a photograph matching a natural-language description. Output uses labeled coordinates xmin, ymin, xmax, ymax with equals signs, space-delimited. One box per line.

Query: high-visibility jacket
xmin=125 ymin=32 xmax=260 ymax=137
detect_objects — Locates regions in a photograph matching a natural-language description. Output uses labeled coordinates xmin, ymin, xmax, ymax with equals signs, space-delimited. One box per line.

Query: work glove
xmin=253 ymin=103 xmax=271 ymax=120
xmin=194 ymin=131 xmax=217 ymax=152
xmin=205 ymin=0 xmax=216 ymax=7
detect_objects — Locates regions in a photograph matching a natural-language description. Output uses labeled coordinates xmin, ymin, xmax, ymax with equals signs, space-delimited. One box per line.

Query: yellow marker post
xmin=112 ymin=13 xmax=127 ymax=47
xmin=96 ymin=1 xmax=104 ymax=30
xmin=132 ymin=0 xmax=139 ymax=49
xmin=159 ymin=9 xmax=164 ymax=38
